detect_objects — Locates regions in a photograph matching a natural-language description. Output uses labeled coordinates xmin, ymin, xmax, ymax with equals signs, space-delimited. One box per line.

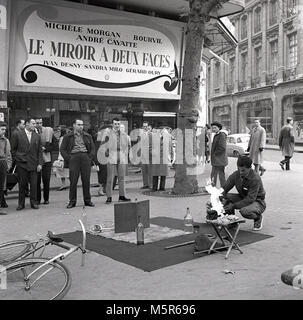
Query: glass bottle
xmin=184 ymin=207 xmax=194 ymax=233
xmin=136 ymin=216 xmax=144 ymax=245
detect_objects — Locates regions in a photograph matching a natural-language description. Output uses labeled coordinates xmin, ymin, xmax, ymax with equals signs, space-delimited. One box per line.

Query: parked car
xmin=226 ymin=133 xmax=250 ymax=157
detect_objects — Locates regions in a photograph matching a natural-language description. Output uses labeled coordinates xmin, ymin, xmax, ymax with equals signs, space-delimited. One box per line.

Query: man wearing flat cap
xmin=210 ymin=121 xmax=228 ymax=187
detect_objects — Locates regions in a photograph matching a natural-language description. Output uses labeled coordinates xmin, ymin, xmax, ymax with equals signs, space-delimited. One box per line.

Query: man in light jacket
xmin=247 ymin=119 xmax=266 ymax=176
xmin=99 ymin=118 xmax=131 ymax=204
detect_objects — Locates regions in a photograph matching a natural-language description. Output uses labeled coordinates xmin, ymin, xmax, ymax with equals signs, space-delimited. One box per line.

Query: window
xmin=270 ymin=40 xmax=278 ymax=73
xmin=241 ymin=16 xmax=247 ymax=40
xmin=269 ymin=0 xmax=278 ymax=25
xmin=238 ymin=99 xmax=273 ymax=138
xmin=254 ymin=7 xmax=261 ymax=33
xmin=241 ymin=52 xmax=247 ymax=82
xmin=213 ymin=105 xmax=231 ymax=132
xmin=254 ymin=47 xmax=262 ymax=78
xmin=215 ymin=62 xmax=220 ymax=88
xmin=288 ymin=33 xmax=297 ymax=69
xmin=229 ymin=58 xmax=235 ymax=84
xmin=287 ymin=0 xmax=297 ymax=17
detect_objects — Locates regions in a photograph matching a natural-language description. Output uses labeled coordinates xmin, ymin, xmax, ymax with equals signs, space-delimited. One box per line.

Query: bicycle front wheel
xmin=0 ymin=258 xmax=72 ymax=300
xmin=0 ymin=240 xmax=32 ymax=265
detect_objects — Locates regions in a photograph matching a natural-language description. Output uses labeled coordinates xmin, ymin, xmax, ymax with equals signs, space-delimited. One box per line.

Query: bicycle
xmin=0 ymin=220 xmax=86 ymax=300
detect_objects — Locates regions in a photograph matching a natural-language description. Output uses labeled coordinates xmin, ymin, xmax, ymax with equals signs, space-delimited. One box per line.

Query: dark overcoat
xmin=279 ymin=125 xmax=295 ymax=157
xmin=210 ymin=131 xmax=228 ymax=167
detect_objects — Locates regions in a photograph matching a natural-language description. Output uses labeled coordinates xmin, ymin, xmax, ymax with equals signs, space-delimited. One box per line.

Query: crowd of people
xmin=0 ymin=116 xmax=297 ymax=233
xmin=0 ymin=117 xmax=174 ymax=214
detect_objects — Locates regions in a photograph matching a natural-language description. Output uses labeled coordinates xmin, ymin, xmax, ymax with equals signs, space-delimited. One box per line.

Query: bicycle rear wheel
xmin=0 ymin=258 xmax=72 ymax=300
xmin=0 ymin=240 xmax=32 ymax=264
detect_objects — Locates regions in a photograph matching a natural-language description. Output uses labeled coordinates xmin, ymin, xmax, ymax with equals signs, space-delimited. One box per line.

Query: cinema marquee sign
xmin=15 ymin=4 xmax=183 ymax=96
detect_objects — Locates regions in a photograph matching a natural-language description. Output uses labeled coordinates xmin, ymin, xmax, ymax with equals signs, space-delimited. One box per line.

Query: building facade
xmin=209 ymin=0 xmax=303 ymax=144
xmin=0 ymin=0 xmax=241 ymax=137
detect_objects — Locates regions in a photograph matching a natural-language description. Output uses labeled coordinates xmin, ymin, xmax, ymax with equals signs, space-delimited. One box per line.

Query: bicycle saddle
xmin=47 ymin=231 xmax=64 ymax=243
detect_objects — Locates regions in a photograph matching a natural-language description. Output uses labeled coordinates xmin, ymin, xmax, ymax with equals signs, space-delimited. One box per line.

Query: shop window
xmin=283 ymin=95 xmax=303 ymax=142
xmin=212 ymin=105 xmax=231 ymax=133
xmin=238 ymin=99 xmax=273 ymax=138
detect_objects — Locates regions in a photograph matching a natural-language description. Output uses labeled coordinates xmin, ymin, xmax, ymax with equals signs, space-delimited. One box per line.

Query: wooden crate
xmin=114 ymin=200 xmax=150 ymax=233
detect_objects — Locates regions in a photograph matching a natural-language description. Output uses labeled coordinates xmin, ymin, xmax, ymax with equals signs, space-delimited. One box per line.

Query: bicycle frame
xmin=16 ymin=220 xmax=86 ymax=293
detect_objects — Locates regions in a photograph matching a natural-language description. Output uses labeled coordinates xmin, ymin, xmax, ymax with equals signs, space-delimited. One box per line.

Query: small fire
xmin=205 ymin=179 xmax=225 ymax=217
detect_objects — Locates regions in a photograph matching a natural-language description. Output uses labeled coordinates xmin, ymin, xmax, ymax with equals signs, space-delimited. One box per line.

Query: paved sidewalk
xmin=1 ymin=155 xmax=303 ymax=300
xmin=266 ymin=144 xmax=303 ymax=153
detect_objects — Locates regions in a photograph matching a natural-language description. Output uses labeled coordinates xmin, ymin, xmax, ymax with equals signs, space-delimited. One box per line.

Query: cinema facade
xmin=0 ymin=0 xmax=240 ymax=135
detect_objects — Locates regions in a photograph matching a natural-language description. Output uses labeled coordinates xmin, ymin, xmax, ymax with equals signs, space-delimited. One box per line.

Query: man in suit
xmin=9 ymin=119 xmax=29 ymax=197
xmin=10 ymin=118 xmax=43 ymax=210
xmin=60 ymin=119 xmax=95 ymax=209
xmin=34 ymin=117 xmax=54 ymax=205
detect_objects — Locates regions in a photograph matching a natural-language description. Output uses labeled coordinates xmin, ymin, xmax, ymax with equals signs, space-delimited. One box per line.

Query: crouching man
xmin=221 ymin=155 xmax=266 ymax=231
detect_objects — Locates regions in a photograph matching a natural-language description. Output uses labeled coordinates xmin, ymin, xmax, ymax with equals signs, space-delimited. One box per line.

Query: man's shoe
xmin=253 ymin=215 xmax=263 ymax=231
xmin=279 ymin=162 xmax=285 ymax=170
xmin=84 ymin=202 xmax=95 ymax=207
xmin=106 ymin=197 xmax=112 ymax=204
xmin=1 ymin=202 xmax=8 ymax=208
xmin=31 ymin=204 xmax=39 ymax=209
xmin=0 ymin=210 xmax=8 ymax=215
xmin=43 ymin=201 xmax=49 ymax=205
xmin=66 ymin=203 xmax=76 ymax=209
xmin=141 ymin=186 xmax=149 ymax=189
xmin=119 ymin=196 xmax=131 ymax=202
xmin=16 ymin=205 xmax=25 ymax=211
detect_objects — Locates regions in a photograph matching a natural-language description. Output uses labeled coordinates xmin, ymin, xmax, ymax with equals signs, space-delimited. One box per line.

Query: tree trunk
xmin=173 ymin=0 xmax=223 ymax=194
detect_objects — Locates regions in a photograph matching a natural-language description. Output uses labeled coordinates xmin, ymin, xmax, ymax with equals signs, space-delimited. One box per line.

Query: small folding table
xmin=194 ymin=218 xmax=246 ymax=259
